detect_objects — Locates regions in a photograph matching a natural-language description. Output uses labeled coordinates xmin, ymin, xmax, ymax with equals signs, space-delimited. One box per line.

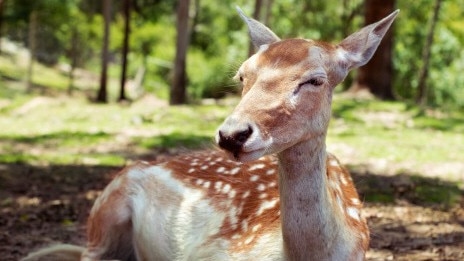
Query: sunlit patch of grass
xmin=135 ymin=132 xmax=214 ymax=150
xmin=328 ymin=96 xmax=464 ymax=169
xmin=0 ymin=151 xmax=126 ymax=166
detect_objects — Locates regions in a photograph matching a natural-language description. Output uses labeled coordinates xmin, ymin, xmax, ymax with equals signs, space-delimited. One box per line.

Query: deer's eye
xmin=300 ymin=78 xmax=324 ymax=87
xmin=239 ymin=76 xmax=244 ymax=82
xmin=293 ymin=77 xmax=325 ymax=94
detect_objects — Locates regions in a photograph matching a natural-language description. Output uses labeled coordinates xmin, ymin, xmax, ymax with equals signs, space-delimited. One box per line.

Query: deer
xmin=22 ymin=7 xmax=398 ymax=261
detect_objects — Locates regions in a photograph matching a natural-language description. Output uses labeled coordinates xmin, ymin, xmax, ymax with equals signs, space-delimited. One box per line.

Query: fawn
xmin=23 ymin=7 xmax=398 ymax=261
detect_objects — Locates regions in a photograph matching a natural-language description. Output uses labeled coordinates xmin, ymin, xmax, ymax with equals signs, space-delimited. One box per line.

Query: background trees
xmin=0 ymin=0 xmax=462 ymax=108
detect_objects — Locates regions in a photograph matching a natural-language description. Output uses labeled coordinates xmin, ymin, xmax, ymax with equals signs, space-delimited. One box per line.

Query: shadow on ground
xmin=1 ymin=159 xmax=463 ymax=260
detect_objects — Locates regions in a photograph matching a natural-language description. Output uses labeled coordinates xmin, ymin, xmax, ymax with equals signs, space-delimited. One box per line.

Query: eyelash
xmin=300 ymin=78 xmax=324 ymax=87
xmin=293 ymin=77 xmax=325 ymax=94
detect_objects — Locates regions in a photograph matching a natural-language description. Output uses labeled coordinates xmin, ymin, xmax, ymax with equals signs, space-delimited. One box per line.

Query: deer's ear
xmin=236 ymin=6 xmax=280 ymax=48
xmin=337 ymin=10 xmax=399 ymax=70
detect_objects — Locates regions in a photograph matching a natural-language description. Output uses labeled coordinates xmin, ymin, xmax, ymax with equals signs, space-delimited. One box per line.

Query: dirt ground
xmin=1 ymin=156 xmax=463 ymax=261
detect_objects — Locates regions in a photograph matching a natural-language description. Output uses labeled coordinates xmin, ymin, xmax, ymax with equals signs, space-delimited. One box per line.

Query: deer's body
xmin=23 ymin=7 xmax=398 ymax=261
xmin=81 ymin=150 xmax=364 ymax=261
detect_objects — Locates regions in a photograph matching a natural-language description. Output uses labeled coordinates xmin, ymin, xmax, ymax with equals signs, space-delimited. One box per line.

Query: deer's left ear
xmin=236 ymin=6 xmax=280 ymax=48
xmin=337 ymin=10 xmax=399 ymax=70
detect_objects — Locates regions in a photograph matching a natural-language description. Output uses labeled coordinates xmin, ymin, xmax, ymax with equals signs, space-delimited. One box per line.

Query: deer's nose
xmin=217 ymin=125 xmax=253 ymax=155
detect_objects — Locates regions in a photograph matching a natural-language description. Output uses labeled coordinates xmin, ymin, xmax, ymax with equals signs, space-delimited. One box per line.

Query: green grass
xmin=328 ymin=97 xmax=464 ymax=167
xmin=0 ymin=52 xmax=463 ymax=187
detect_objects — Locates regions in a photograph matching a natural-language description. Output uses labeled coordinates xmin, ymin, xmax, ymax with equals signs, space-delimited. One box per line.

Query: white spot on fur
xmin=329 ymin=159 xmax=339 ymax=167
xmin=249 ymin=163 xmax=266 ymax=171
xmin=340 ymin=175 xmax=348 ymax=185
xmin=250 ymin=175 xmax=259 ymax=182
xmin=330 ymin=180 xmax=342 ymax=194
xmin=257 ymin=198 xmax=279 ymax=215
xmin=266 ymin=169 xmax=276 ymax=175
xmin=351 ymin=198 xmax=361 ymax=205
xmin=228 ymin=190 xmax=237 ymax=198
xmin=188 ymin=168 xmax=195 ymax=173
xmin=222 ymin=183 xmax=231 ymax=194
xmin=244 ymin=236 xmax=254 ymax=245
xmin=230 ymin=167 xmax=241 ymax=175
xmin=216 ymin=167 xmax=226 ymax=173
xmin=241 ymin=220 xmax=249 ymax=232
xmin=214 ymin=181 xmax=223 ymax=191
xmin=257 ymin=184 xmax=266 ymax=191
xmin=252 ymin=223 xmax=262 ymax=232
xmin=201 ymin=165 xmax=208 ymax=170
xmin=346 ymin=207 xmax=360 ymax=221
xmin=242 ymin=190 xmax=250 ymax=199
xmin=203 ymin=181 xmax=211 ymax=189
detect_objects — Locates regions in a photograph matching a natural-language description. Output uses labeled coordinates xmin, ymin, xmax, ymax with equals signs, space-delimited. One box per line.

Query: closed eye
xmin=293 ymin=77 xmax=326 ymax=94
xmin=299 ymin=78 xmax=324 ymax=87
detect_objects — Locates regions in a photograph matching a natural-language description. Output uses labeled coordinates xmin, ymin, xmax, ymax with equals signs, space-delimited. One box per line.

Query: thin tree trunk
xmin=27 ymin=10 xmax=38 ymax=92
xmin=416 ymin=0 xmax=442 ymax=107
xmin=263 ymin=0 xmax=273 ymax=25
xmin=68 ymin=27 xmax=78 ymax=95
xmin=247 ymin=0 xmax=263 ymax=57
xmin=349 ymin=0 xmax=395 ymax=99
xmin=97 ymin=0 xmax=111 ymax=103
xmin=0 ymin=0 xmax=6 ymax=53
xmin=119 ymin=0 xmax=131 ymax=102
xmin=170 ymin=0 xmax=190 ymax=105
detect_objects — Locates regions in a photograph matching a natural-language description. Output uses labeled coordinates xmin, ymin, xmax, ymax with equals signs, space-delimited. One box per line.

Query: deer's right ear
xmin=236 ymin=6 xmax=280 ymax=48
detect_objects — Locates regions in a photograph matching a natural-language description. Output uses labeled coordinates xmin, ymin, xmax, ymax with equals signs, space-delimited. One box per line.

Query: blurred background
xmin=0 ymin=0 xmax=463 ymax=260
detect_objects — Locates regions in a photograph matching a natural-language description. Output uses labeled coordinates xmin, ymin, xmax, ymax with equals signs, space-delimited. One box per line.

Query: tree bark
xmin=119 ymin=0 xmax=131 ymax=102
xmin=247 ymin=0 xmax=263 ymax=57
xmin=68 ymin=27 xmax=78 ymax=95
xmin=349 ymin=0 xmax=395 ymax=99
xmin=416 ymin=0 xmax=442 ymax=106
xmin=97 ymin=0 xmax=111 ymax=103
xmin=0 ymin=0 xmax=6 ymax=53
xmin=170 ymin=0 xmax=190 ymax=105
xmin=27 ymin=10 xmax=37 ymax=92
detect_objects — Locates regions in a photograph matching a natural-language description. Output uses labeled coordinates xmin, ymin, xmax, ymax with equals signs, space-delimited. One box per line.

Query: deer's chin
xmin=239 ymin=149 xmax=267 ymax=162
xmin=222 ymin=148 xmax=266 ymax=163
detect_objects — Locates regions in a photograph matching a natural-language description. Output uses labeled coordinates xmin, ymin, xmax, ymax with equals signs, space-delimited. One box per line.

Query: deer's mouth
xmin=222 ymin=147 xmax=266 ymax=163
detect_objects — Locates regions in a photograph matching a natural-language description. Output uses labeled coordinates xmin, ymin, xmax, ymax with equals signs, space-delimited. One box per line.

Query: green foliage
xmin=395 ymin=0 xmax=464 ymax=108
xmin=1 ymin=0 xmax=463 ymax=107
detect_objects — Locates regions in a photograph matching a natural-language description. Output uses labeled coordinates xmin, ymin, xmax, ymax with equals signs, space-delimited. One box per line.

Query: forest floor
xmin=0 ymin=93 xmax=463 ymax=260
xmin=1 ymin=156 xmax=463 ymax=261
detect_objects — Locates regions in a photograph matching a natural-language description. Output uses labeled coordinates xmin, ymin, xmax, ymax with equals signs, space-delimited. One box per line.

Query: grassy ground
xmin=1 ymin=51 xmax=464 ymax=260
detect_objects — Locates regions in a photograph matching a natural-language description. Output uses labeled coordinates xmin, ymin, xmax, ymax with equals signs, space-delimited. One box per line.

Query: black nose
xmin=218 ymin=125 xmax=253 ymax=156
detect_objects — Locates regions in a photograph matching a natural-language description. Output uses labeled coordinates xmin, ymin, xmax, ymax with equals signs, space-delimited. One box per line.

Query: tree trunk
xmin=26 ymin=10 xmax=37 ymax=92
xmin=97 ymin=0 xmax=111 ymax=103
xmin=119 ymin=0 xmax=131 ymax=102
xmin=170 ymin=0 xmax=190 ymax=105
xmin=263 ymin=0 xmax=273 ymax=26
xmin=0 ymin=0 xmax=6 ymax=53
xmin=416 ymin=0 xmax=442 ymax=107
xmin=349 ymin=0 xmax=395 ymax=99
xmin=247 ymin=0 xmax=263 ymax=57
xmin=68 ymin=27 xmax=78 ymax=95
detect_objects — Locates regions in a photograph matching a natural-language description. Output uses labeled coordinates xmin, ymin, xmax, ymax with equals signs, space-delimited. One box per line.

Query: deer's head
xmin=217 ymin=7 xmax=399 ymax=162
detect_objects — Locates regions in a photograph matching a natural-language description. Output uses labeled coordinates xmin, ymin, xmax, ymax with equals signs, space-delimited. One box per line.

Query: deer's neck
xmin=277 ymin=136 xmax=342 ymax=260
